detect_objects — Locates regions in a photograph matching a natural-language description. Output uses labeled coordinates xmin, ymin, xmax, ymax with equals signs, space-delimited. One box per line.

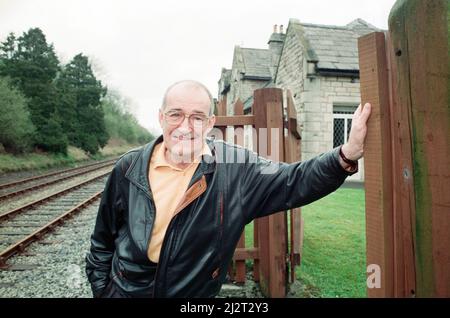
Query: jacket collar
xmin=152 ymin=140 xmax=212 ymax=170
xmin=124 ymin=135 xmax=216 ymax=197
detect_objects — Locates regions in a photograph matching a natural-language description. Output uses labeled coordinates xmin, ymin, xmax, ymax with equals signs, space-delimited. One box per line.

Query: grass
xmin=244 ymin=187 xmax=366 ymax=298
xmin=0 ymin=138 xmax=146 ymax=173
xmin=297 ymin=187 xmax=366 ymax=297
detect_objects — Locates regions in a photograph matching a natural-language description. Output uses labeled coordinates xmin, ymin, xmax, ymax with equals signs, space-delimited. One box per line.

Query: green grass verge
xmin=297 ymin=188 xmax=366 ymax=298
xmin=0 ymin=151 xmax=80 ymax=173
xmin=244 ymin=187 xmax=366 ymax=298
xmin=0 ymin=139 xmax=147 ymax=173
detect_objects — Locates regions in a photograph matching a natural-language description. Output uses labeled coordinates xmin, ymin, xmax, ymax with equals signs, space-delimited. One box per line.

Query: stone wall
xmin=275 ymin=22 xmax=364 ymax=180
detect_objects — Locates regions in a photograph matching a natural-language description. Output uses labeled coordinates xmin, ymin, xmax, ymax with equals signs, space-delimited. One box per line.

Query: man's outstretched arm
xmin=239 ymin=103 xmax=371 ymax=222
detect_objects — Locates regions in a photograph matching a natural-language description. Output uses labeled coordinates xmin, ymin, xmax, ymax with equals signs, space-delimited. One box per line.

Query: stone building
xmin=218 ymin=25 xmax=286 ymax=115
xmin=218 ymin=19 xmax=379 ymax=181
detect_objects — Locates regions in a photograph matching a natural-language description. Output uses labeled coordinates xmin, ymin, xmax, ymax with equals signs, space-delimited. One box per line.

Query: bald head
xmin=161 ymin=80 xmax=215 ymax=116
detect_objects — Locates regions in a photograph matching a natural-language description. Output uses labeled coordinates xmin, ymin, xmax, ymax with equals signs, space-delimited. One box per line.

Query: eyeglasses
xmin=163 ymin=110 xmax=210 ymax=127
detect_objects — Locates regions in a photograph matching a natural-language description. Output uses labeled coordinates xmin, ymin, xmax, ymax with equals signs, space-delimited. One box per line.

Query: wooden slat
xmin=271 ymin=90 xmax=287 ymax=297
xmin=358 ymin=31 xmax=394 ymax=297
xmin=210 ymin=99 xmax=227 ymax=141
xmin=233 ymin=99 xmax=247 ymax=284
xmin=233 ymin=248 xmax=259 ymax=261
xmin=216 ymin=98 xmax=227 ymax=116
xmin=253 ymin=220 xmax=260 ymax=282
xmin=214 ymin=115 xmax=255 ymax=127
xmin=254 ymin=88 xmax=287 ymax=298
xmin=234 ymin=99 xmax=244 ymax=117
xmin=283 ymin=90 xmax=303 ymax=282
xmin=214 ymin=99 xmax=233 ymax=280
xmin=253 ymin=89 xmax=269 ymax=294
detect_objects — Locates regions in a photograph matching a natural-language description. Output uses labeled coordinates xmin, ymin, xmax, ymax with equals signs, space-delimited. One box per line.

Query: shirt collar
xmin=152 ymin=141 xmax=211 ymax=170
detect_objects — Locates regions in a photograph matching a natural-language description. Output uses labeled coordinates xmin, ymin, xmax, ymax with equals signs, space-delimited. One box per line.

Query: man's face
xmin=159 ymin=84 xmax=215 ymax=162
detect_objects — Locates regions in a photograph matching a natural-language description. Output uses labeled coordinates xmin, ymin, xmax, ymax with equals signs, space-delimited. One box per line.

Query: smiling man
xmin=159 ymin=80 xmax=215 ymax=168
xmin=147 ymin=81 xmax=215 ymax=264
xmin=86 ymin=80 xmax=371 ymax=298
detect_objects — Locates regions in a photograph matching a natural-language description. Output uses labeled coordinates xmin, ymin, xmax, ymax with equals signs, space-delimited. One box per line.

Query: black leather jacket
xmin=85 ymin=135 xmax=354 ymax=297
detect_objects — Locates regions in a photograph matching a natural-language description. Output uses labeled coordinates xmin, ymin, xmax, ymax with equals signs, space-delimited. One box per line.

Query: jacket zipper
xmin=217 ymin=192 xmax=224 ymax=274
xmin=219 ymin=192 xmax=223 ymax=245
xmin=152 ymin=176 xmax=207 ymax=297
xmin=152 ymin=214 xmax=178 ymax=298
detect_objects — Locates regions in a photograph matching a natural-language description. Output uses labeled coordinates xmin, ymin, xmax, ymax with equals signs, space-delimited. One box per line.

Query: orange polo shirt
xmin=147 ymin=141 xmax=211 ymax=263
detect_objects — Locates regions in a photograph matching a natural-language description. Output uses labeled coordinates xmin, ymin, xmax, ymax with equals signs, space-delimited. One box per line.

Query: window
xmin=333 ymin=106 xmax=356 ymax=148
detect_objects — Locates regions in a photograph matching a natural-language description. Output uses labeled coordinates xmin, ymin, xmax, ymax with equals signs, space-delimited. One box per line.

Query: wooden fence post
xmin=253 ymin=88 xmax=287 ymax=297
xmin=358 ymin=31 xmax=395 ymax=297
xmin=389 ymin=0 xmax=450 ymax=297
xmin=359 ymin=0 xmax=450 ymax=297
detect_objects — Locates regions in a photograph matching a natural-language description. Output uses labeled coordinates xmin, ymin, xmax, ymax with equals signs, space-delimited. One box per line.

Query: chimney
xmin=268 ymin=23 xmax=286 ymax=78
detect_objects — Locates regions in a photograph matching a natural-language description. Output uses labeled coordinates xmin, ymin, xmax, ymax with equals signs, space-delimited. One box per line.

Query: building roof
xmin=295 ymin=18 xmax=380 ymax=72
xmin=220 ymin=18 xmax=380 ymax=110
xmin=346 ymin=18 xmax=381 ymax=36
xmin=239 ymin=47 xmax=272 ymax=79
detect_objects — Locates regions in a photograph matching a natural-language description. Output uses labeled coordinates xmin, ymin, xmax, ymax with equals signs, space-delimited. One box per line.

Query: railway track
xmin=0 ymin=158 xmax=116 ymax=202
xmin=0 ymin=172 xmax=110 ymax=268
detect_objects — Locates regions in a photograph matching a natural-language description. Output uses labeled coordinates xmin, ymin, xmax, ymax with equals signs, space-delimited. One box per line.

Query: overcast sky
xmin=0 ymin=0 xmax=397 ymax=135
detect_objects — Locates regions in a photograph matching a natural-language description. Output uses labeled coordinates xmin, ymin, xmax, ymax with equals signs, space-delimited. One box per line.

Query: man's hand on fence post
xmin=341 ymin=102 xmax=372 ymax=162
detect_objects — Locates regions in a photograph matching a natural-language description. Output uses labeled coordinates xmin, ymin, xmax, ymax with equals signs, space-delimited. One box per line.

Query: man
xmin=86 ymin=80 xmax=371 ymax=298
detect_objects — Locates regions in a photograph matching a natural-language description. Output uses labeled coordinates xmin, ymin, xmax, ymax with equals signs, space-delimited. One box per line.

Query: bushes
xmin=0 ymin=77 xmax=35 ymax=153
xmin=0 ymin=28 xmax=153 ymax=156
xmin=102 ymin=91 xmax=153 ymax=145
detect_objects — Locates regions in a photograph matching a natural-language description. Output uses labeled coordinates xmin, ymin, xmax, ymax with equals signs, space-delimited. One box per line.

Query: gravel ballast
xmin=0 ymin=197 xmax=268 ymax=298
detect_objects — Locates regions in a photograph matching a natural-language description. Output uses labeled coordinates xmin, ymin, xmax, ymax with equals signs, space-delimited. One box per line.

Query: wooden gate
xmin=358 ymin=0 xmax=450 ymax=297
xmin=211 ymin=87 xmax=303 ymax=297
